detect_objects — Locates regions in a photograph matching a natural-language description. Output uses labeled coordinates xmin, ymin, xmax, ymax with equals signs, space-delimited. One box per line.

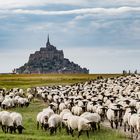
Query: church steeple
xmin=46 ymin=34 xmax=50 ymax=47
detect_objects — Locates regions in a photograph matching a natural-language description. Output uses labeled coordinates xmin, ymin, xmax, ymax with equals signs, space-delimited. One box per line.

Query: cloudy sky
xmin=0 ymin=0 xmax=140 ymax=73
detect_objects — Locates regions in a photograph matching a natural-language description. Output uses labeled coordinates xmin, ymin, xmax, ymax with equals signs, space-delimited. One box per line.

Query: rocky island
xmin=16 ymin=36 xmax=89 ymax=74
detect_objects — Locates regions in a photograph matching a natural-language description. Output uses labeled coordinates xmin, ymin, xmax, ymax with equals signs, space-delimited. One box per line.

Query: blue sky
xmin=0 ymin=0 xmax=140 ymax=73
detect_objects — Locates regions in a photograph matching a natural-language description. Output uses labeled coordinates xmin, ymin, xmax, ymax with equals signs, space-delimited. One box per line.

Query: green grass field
xmin=0 ymin=74 xmax=121 ymax=89
xmin=0 ymin=99 xmax=129 ymax=140
xmin=0 ymin=74 xmax=130 ymax=140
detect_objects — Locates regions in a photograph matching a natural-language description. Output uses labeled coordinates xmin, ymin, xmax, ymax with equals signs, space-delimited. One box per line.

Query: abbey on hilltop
xmin=16 ymin=35 xmax=89 ymax=74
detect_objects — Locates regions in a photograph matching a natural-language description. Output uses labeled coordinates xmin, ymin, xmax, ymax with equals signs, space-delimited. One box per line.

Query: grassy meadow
xmin=0 ymin=99 xmax=129 ymax=140
xmin=0 ymin=73 xmax=130 ymax=140
xmin=0 ymin=73 xmax=121 ymax=89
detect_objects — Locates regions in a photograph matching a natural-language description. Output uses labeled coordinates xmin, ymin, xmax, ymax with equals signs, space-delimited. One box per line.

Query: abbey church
xmin=16 ymin=36 xmax=89 ymax=74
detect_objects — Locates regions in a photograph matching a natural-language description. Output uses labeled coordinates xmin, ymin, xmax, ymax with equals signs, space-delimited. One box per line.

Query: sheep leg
xmin=91 ymin=122 xmax=97 ymax=131
xmin=41 ymin=123 xmax=43 ymax=130
xmin=59 ymin=125 xmax=61 ymax=132
xmin=7 ymin=126 xmax=9 ymax=133
xmin=97 ymin=122 xmax=100 ymax=130
xmin=86 ymin=130 xmax=89 ymax=138
xmin=114 ymin=120 xmax=118 ymax=129
xmin=66 ymin=126 xmax=69 ymax=135
xmin=2 ymin=125 xmax=6 ymax=133
xmin=70 ymin=128 xmax=74 ymax=137
xmin=14 ymin=127 xmax=16 ymax=133
xmin=62 ymin=122 xmax=65 ymax=128
xmin=78 ymin=130 xmax=82 ymax=138
xmin=110 ymin=120 xmax=113 ymax=128
xmin=128 ymin=124 xmax=130 ymax=131
xmin=91 ymin=123 xmax=94 ymax=132
xmin=132 ymin=127 xmax=134 ymax=133
xmin=120 ymin=119 xmax=123 ymax=127
xmin=124 ymin=123 xmax=126 ymax=132
xmin=37 ymin=122 xmax=39 ymax=130
xmin=55 ymin=127 xmax=57 ymax=134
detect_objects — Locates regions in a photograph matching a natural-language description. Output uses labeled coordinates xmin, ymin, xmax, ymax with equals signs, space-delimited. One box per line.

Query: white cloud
xmin=12 ymin=7 xmax=140 ymax=16
xmin=0 ymin=0 xmax=86 ymax=10
xmin=1 ymin=0 xmax=140 ymax=10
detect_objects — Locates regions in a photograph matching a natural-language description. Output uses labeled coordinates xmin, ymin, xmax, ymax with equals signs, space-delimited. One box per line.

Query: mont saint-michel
xmin=16 ymin=36 xmax=89 ymax=74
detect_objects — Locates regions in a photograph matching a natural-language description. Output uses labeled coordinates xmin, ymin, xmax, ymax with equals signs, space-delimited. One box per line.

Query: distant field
xmin=0 ymin=73 xmax=122 ymax=89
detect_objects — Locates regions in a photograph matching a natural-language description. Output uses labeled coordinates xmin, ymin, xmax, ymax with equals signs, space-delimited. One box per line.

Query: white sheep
xmin=106 ymin=108 xmax=120 ymax=129
xmin=59 ymin=102 xmax=66 ymax=113
xmin=71 ymin=105 xmax=83 ymax=116
xmin=36 ymin=111 xmax=45 ymax=130
xmin=18 ymin=97 xmax=29 ymax=107
xmin=1 ymin=98 xmax=15 ymax=109
xmin=10 ymin=112 xmax=25 ymax=134
xmin=67 ymin=115 xmax=91 ymax=138
xmin=81 ymin=112 xmax=101 ymax=131
xmin=1 ymin=111 xmax=14 ymax=133
xmin=48 ymin=114 xmax=61 ymax=135
xmin=37 ymin=108 xmax=54 ymax=130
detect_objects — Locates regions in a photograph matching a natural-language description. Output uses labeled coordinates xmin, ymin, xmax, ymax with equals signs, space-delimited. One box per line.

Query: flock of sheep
xmin=0 ymin=74 xmax=140 ymax=139
xmin=35 ymin=74 xmax=140 ymax=138
xmin=0 ymin=88 xmax=33 ymax=134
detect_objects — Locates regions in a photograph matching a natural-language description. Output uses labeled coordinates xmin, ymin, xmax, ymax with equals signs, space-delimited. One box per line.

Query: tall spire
xmin=46 ymin=34 xmax=50 ymax=47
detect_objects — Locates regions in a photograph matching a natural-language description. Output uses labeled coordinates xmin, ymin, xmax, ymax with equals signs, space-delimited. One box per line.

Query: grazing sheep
xmin=1 ymin=112 xmax=14 ymax=133
xmin=67 ymin=115 xmax=91 ymax=138
xmin=81 ymin=112 xmax=101 ymax=131
xmin=36 ymin=111 xmax=45 ymax=130
xmin=1 ymin=98 xmax=15 ymax=109
xmin=48 ymin=114 xmax=61 ymax=135
xmin=37 ymin=108 xmax=54 ymax=130
xmin=10 ymin=112 xmax=25 ymax=134
xmin=18 ymin=97 xmax=29 ymax=107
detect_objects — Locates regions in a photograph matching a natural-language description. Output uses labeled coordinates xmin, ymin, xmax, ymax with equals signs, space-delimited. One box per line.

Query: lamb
xmin=67 ymin=115 xmax=92 ymax=138
xmin=10 ymin=112 xmax=25 ymax=134
xmin=48 ymin=114 xmax=61 ymax=135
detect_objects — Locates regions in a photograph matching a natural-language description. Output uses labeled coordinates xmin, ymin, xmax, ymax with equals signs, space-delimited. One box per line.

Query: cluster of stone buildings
xmin=16 ymin=36 xmax=89 ymax=74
